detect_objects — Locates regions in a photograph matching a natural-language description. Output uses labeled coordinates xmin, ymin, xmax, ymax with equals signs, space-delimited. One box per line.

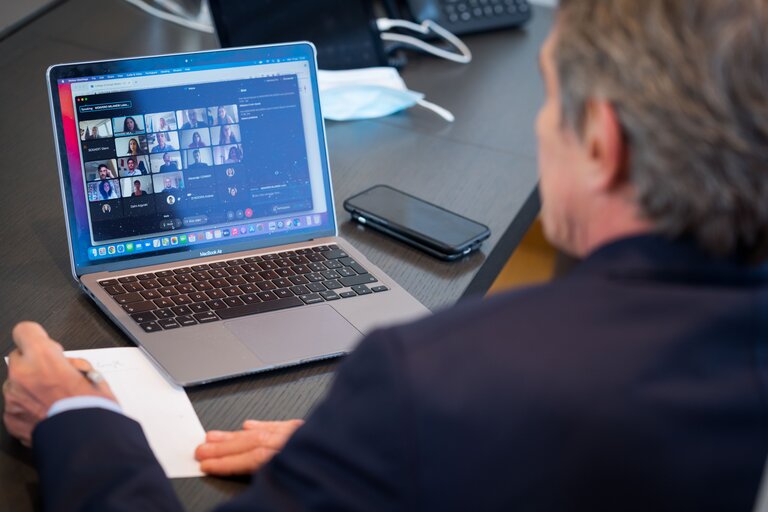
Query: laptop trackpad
xmin=223 ymin=305 xmax=363 ymax=365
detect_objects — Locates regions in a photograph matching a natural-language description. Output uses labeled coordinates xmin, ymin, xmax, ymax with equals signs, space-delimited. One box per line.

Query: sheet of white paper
xmin=40 ymin=347 xmax=204 ymax=478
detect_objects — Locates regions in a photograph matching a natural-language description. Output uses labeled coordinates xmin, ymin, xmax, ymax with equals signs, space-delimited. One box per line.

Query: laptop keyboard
xmin=97 ymin=245 xmax=389 ymax=333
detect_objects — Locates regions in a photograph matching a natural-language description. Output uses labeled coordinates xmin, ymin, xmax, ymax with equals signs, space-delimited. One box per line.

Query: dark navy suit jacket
xmin=33 ymin=236 xmax=768 ymax=511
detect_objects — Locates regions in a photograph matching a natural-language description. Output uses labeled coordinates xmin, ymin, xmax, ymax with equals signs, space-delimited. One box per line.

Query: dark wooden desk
xmin=0 ymin=1 xmax=552 ymax=509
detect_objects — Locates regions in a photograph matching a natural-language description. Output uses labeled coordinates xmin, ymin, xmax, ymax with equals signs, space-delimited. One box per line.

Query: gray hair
xmin=555 ymin=0 xmax=768 ymax=261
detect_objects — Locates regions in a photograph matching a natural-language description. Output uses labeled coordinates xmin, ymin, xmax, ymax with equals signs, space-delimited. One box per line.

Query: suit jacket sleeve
xmin=33 ymin=408 xmax=184 ymax=512
xmin=217 ymin=328 xmax=417 ymax=512
xmin=31 ymin=328 xmax=412 ymax=512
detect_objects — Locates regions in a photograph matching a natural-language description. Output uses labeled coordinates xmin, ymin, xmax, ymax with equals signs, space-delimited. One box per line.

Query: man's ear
xmin=582 ymin=99 xmax=628 ymax=191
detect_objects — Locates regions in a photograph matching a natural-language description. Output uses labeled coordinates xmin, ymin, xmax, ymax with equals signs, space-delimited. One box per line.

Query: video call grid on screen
xmin=73 ymin=68 xmax=326 ymax=246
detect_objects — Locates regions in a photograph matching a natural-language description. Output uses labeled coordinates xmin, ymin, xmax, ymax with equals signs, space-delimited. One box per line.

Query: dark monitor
xmin=208 ymin=0 xmax=388 ymax=70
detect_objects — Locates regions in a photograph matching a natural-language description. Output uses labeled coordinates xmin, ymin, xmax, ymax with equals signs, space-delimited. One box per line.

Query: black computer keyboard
xmin=98 ymin=244 xmax=388 ymax=333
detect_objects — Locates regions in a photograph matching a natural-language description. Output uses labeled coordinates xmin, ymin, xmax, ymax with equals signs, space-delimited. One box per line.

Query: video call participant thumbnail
xmin=112 ymin=116 xmax=145 ymax=137
xmin=183 ymin=148 xmax=213 ymax=169
xmin=115 ymin=136 xmax=148 ymax=157
xmin=213 ymin=144 xmax=243 ymax=165
xmin=149 ymin=131 xmax=179 ymax=153
xmin=118 ymin=155 xmax=149 ymax=177
xmin=119 ymin=175 xmax=156 ymax=218
xmin=209 ymin=104 xmax=238 ymax=126
xmin=150 ymin=151 xmax=181 ymax=173
xmin=152 ymin=171 xmax=184 ymax=195
xmin=185 ymin=166 xmax=216 ymax=183
xmin=217 ymin=164 xmax=247 ymax=209
xmin=183 ymin=164 xmax=217 ymax=208
xmin=79 ymin=119 xmax=113 ymax=140
xmin=120 ymin=176 xmax=153 ymax=198
xmin=84 ymin=160 xmax=118 ymax=181
xmin=181 ymin=129 xmax=211 ymax=149
xmin=89 ymin=197 xmax=124 ymax=222
xmin=119 ymin=156 xmax=147 ymax=177
xmin=214 ymin=124 xmax=240 ymax=146
xmin=178 ymin=108 xmax=208 ymax=129
xmin=144 ymin=111 xmax=177 ymax=133
xmin=86 ymin=179 xmax=120 ymax=202
xmin=219 ymin=173 xmax=248 ymax=207
xmin=225 ymin=185 xmax=240 ymax=201
xmin=217 ymin=164 xmax=244 ymax=190
xmin=152 ymin=171 xmax=185 ymax=212
xmin=182 ymin=188 xmax=217 ymax=209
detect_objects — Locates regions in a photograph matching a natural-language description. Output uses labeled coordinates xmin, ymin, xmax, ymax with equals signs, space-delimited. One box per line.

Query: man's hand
xmin=195 ymin=419 xmax=304 ymax=476
xmin=3 ymin=322 xmax=117 ymax=446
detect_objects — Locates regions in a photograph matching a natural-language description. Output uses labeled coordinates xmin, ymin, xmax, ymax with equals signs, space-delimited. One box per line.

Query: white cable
xmin=153 ymin=0 xmax=191 ymax=17
xmin=377 ymin=18 xmax=472 ymax=64
xmin=381 ymin=33 xmax=471 ymax=64
xmin=122 ymin=0 xmax=215 ymax=33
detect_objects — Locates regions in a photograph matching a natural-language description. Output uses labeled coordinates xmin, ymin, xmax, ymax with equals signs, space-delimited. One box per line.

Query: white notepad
xmin=7 ymin=347 xmax=206 ymax=478
xmin=66 ymin=347 xmax=206 ymax=478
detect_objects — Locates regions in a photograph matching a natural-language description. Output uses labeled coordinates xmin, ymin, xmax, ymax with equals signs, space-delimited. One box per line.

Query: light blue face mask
xmin=320 ymin=85 xmax=454 ymax=123
xmin=320 ymin=85 xmax=422 ymax=121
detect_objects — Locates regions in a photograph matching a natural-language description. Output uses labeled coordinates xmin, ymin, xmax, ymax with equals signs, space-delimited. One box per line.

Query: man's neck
xmin=575 ymin=199 xmax=653 ymax=257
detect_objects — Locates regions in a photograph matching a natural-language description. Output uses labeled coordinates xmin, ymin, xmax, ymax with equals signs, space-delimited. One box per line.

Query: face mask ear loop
xmin=377 ymin=18 xmax=473 ymax=64
xmin=416 ymin=98 xmax=455 ymax=122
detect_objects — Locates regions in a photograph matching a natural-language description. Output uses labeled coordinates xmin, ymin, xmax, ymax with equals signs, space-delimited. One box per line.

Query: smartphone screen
xmin=344 ymin=185 xmax=490 ymax=255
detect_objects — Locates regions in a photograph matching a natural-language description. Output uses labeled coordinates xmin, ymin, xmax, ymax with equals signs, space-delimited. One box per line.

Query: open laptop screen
xmin=48 ymin=44 xmax=336 ymax=277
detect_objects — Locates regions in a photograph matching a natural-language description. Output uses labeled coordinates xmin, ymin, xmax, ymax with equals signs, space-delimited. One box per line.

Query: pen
xmin=79 ymin=368 xmax=105 ymax=386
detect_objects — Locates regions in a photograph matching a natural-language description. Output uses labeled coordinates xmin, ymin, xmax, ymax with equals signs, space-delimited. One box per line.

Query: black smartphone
xmin=344 ymin=185 xmax=491 ymax=261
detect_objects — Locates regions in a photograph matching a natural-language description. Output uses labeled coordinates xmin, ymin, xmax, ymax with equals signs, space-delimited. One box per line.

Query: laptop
xmin=209 ymin=0 xmax=389 ymax=70
xmin=47 ymin=42 xmax=428 ymax=386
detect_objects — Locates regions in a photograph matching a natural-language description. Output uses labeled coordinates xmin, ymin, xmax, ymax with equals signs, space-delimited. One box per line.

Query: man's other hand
xmin=3 ymin=322 xmax=117 ymax=446
xmin=195 ymin=419 xmax=304 ymax=476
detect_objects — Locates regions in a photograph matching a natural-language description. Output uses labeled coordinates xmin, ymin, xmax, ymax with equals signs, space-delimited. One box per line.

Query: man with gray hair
xmin=4 ymin=0 xmax=768 ymax=510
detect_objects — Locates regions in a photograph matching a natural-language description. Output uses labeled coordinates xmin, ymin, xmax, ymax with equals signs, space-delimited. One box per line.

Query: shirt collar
xmin=571 ymin=235 xmax=768 ymax=286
